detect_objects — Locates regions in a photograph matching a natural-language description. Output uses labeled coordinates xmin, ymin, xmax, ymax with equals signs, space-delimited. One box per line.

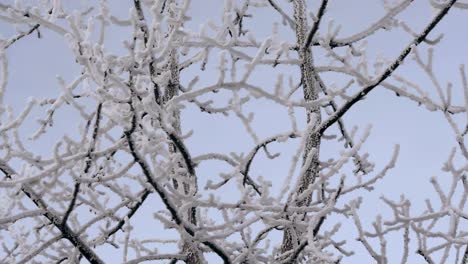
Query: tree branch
xmin=0 ymin=160 xmax=105 ymax=264
xmin=303 ymin=0 xmax=328 ymax=50
xmin=62 ymin=103 xmax=102 ymax=227
xmin=3 ymin=24 xmax=40 ymax=49
xmin=315 ymin=0 xmax=413 ymax=48
xmin=318 ymin=0 xmax=457 ymax=135
xmin=267 ymin=0 xmax=295 ymax=29
xmin=125 ymin=100 xmax=232 ymax=263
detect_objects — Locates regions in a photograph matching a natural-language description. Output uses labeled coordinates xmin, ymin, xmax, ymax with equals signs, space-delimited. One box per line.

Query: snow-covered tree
xmin=0 ymin=0 xmax=466 ymax=263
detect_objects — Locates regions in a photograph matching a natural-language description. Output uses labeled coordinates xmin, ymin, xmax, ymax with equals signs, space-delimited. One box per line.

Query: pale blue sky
xmin=1 ymin=0 xmax=466 ymax=263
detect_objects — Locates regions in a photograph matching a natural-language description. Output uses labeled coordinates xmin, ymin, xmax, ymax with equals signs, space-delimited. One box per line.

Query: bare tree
xmin=0 ymin=0 xmax=466 ymax=263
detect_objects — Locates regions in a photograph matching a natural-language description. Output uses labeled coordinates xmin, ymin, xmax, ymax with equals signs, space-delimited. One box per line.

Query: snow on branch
xmin=0 ymin=0 xmax=465 ymax=263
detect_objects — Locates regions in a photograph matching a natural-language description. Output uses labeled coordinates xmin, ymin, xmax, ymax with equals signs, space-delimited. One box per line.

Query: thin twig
xmin=303 ymin=0 xmax=328 ymax=50
xmin=267 ymin=0 xmax=295 ymax=28
xmin=3 ymin=24 xmax=40 ymax=49
xmin=318 ymin=0 xmax=457 ymax=135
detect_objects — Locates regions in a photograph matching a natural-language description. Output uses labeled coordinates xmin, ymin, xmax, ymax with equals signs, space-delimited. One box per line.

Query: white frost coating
xmin=0 ymin=51 xmax=7 ymax=107
xmin=0 ymin=98 xmax=36 ymax=134
xmin=49 ymin=0 xmax=62 ymax=22
xmin=0 ymin=1 xmax=464 ymax=263
xmin=241 ymin=37 xmax=272 ymax=82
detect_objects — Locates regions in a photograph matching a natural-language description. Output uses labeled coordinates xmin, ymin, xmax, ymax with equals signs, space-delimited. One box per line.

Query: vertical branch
xmin=160 ymin=1 xmax=202 ymax=262
xmin=303 ymin=0 xmax=328 ymax=50
xmin=281 ymin=0 xmax=323 ymax=256
xmin=124 ymin=102 xmax=231 ymax=263
xmin=133 ymin=0 xmax=162 ymax=104
xmin=62 ymin=103 xmax=102 ymax=227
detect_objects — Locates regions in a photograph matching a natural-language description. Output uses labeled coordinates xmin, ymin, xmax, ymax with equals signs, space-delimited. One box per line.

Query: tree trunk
xmin=281 ymin=0 xmax=322 ymax=259
xmin=165 ymin=46 xmax=204 ymax=263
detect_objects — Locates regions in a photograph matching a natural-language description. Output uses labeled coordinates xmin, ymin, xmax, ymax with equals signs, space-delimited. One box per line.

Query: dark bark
xmin=281 ymin=0 xmax=323 ymax=257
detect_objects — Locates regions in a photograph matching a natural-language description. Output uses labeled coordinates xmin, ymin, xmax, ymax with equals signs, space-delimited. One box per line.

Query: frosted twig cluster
xmin=0 ymin=0 xmax=466 ymax=263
